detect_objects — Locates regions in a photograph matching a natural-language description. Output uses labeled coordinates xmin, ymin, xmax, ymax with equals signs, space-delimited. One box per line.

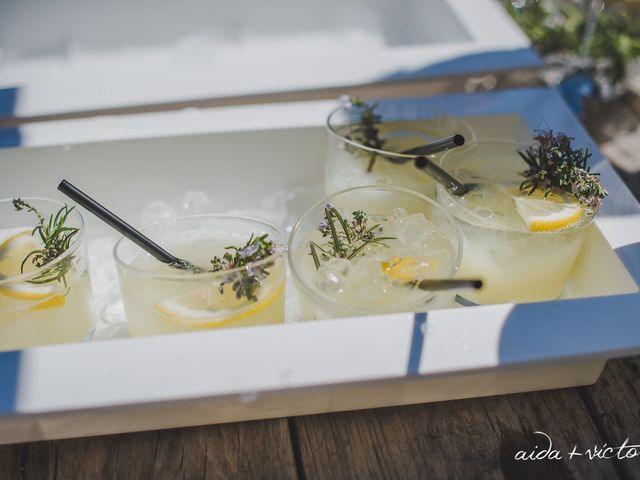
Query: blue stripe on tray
xmin=407 ymin=312 xmax=427 ymax=375
xmin=0 ymin=87 xmax=21 ymax=148
xmin=616 ymin=242 xmax=640 ymax=286
xmin=0 ymin=351 xmax=20 ymax=414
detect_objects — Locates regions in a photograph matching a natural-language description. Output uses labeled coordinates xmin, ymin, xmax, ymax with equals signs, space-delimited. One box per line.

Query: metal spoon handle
xmin=414 ymin=156 xmax=468 ymax=196
xmin=58 ymin=180 xmax=178 ymax=265
xmin=417 ymin=279 xmax=483 ymax=292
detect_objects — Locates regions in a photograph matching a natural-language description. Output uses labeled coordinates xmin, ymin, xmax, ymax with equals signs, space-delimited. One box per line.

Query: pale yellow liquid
xmin=119 ymin=235 xmax=285 ymax=337
xmin=438 ymin=178 xmax=592 ymax=305
xmin=293 ymin=208 xmax=458 ymax=320
xmin=0 ymin=272 xmax=95 ymax=351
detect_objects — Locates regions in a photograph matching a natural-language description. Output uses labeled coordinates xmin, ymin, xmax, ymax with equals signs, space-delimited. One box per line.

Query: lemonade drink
xmin=289 ymin=186 xmax=461 ymax=320
xmin=437 ymin=140 xmax=598 ymax=304
xmin=325 ymin=100 xmax=474 ymax=197
xmin=0 ymin=198 xmax=95 ymax=351
xmin=115 ymin=215 xmax=285 ymax=336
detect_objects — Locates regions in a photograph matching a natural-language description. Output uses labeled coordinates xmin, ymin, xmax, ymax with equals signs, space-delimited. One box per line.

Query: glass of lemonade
xmin=289 ymin=185 xmax=462 ymax=320
xmin=437 ymin=140 xmax=597 ymax=304
xmin=0 ymin=198 xmax=95 ymax=351
xmin=115 ymin=215 xmax=286 ymax=337
xmin=325 ymin=99 xmax=474 ymax=198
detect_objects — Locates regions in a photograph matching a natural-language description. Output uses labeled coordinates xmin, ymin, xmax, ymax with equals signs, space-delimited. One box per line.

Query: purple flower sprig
xmin=518 ymin=129 xmax=608 ymax=209
xmin=309 ymin=205 xmax=395 ymax=269
xmin=341 ymin=96 xmax=385 ymax=172
xmin=210 ymin=233 xmax=277 ymax=302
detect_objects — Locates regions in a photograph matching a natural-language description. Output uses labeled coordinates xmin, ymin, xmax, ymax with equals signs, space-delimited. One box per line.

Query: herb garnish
xmin=210 ymin=234 xmax=276 ymax=302
xmin=12 ymin=198 xmax=79 ymax=287
xmin=309 ymin=204 xmax=395 ymax=268
xmin=341 ymin=96 xmax=386 ymax=172
xmin=518 ymin=129 xmax=608 ymax=209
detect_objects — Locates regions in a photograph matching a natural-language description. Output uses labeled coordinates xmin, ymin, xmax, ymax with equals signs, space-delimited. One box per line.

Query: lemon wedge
xmin=30 ymin=294 xmax=66 ymax=310
xmin=0 ymin=228 xmax=64 ymax=305
xmin=0 ymin=228 xmax=39 ymax=278
xmin=0 ymin=282 xmax=58 ymax=301
xmin=514 ymin=192 xmax=583 ymax=232
xmin=155 ymin=281 xmax=284 ymax=328
xmin=381 ymin=256 xmax=440 ymax=283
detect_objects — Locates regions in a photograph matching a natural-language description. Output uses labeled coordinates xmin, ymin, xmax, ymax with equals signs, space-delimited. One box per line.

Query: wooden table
xmin=1 ymin=355 xmax=639 ymax=479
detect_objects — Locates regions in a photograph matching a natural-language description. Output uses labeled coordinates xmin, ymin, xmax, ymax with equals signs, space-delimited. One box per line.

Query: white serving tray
xmin=0 ymin=0 xmax=539 ymax=120
xmin=0 ymin=87 xmax=638 ymax=444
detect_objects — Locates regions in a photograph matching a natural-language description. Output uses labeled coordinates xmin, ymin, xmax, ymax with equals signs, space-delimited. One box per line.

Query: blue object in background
xmin=559 ymin=70 xmax=598 ymax=115
xmin=0 ymin=87 xmax=21 ymax=148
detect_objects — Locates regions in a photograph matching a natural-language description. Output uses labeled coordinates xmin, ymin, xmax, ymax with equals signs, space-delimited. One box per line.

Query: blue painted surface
xmin=0 ymin=87 xmax=21 ymax=148
xmin=0 ymin=351 xmax=20 ymax=414
xmin=381 ymin=48 xmax=543 ymax=81
xmin=616 ymin=242 xmax=640 ymax=285
xmin=407 ymin=312 xmax=427 ymax=375
xmin=499 ymin=293 xmax=640 ymax=364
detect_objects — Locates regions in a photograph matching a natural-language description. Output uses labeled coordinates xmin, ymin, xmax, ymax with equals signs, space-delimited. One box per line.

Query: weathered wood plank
xmin=579 ymin=356 xmax=640 ymax=480
xmin=0 ymin=418 xmax=297 ymax=480
xmin=293 ymin=386 xmax=621 ymax=480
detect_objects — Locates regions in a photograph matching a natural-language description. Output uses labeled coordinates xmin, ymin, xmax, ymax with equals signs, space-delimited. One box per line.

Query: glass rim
xmin=438 ymin=139 xmax=599 ymax=234
xmin=113 ymin=213 xmax=285 ymax=280
xmin=325 ymin=105 xmax=475 ymax=161
xmin=0 ymin=197 xmax=86 ymax=286
xmin=287 ymin=184 xmax=463 ymax=311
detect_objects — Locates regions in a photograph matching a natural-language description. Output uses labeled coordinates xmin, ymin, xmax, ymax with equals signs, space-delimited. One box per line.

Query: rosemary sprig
xmin=309 ymin=205 xmax=395 ymax=268
xmin=518 ymin=129 xmax=608 ymax=209
xmin=12 ymin=198 xmax=80 ymax=288
xmin=209 ymin=234 xmax=277 ymax=302
xmin=341 ymin=96 xmax=385 ymax=172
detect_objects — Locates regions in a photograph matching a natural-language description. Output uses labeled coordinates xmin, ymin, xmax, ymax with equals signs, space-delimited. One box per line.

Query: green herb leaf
xmin=518 ymin=129 xmax=607 ymax=208
xmin=209 ymin=234 xmax=277 ymax=302
xmin=342 ymin=96 xmax=386 ymax=172
xmin=309 ymin=205 xmax=395 ymax=267
xmin=12 ymin=198 xmax=79 ymax=288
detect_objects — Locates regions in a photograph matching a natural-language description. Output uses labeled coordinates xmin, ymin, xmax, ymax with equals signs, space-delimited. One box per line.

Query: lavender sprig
xmin=210 ymin=234 xmax=277 ymax=302
xmin=341 ymin=96 xmax=385 ymax=172
xmin=12 ymin=198 xmax=79 ymax=288
xmin=518 ymin=129 xmax=607 ymax=209
xmin=309 ymin=205 xmax=395 ymax=268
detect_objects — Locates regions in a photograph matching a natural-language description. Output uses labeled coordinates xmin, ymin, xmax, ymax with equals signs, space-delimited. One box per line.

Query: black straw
xmin=417 ymin=279 xmax=483 ymax=292
xmin=414 ymin=156 xmax=470 ymax=196
xmin=402 ymin=134 xmax=465 ymax=156
xmin=58 ymin=179 xmax=194 ymax=270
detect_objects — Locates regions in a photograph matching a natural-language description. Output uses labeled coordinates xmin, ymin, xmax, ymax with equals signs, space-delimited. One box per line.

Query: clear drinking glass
xmin=289 ymin=185 xmax=462 ymax=320
xmin=115 ymin=214 xmax=286 ymax=337
xmin=0 ymin=198 xmax=95 ymax=351
xmin=437 ymin=140 xmax=596 ymax=304
xmin=325 ymin=103 xmax=475 ymax=198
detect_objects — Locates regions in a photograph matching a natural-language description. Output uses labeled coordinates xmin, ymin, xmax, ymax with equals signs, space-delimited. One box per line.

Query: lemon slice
xmin=0 ymin=282 xmax=58 ymax=301
xmin=0 ymin=228 xmax=64 ymax=304
xmin=0 ymin=228 xmax=39 ymax=278
xmin=381 ymin=256 xmax=440 ymax=283
xmin=30 ymin=294 xmax=66 ymax=310
xmin=155 ymin=281 xmax=284 ymax=328
xmin=514 ymin=192 xmax=583 ymax=232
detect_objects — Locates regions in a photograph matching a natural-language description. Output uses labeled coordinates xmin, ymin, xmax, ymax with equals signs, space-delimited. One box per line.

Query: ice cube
xmin=394 ymin=213 xmax=435 ymax=248
xmin=181 ymin=190 xmax=214 ymax=213
xmin=142 ymin=201 xmax=178 ymax=224
xmin=315 ymin=258 xmax=351 ymax=292
xmin=393 ymin=207 xmax=408 ymax=219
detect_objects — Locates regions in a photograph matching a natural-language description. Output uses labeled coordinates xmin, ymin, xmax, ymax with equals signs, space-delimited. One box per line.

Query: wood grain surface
xmin=2 ymin=358 xmax=640 ymax=479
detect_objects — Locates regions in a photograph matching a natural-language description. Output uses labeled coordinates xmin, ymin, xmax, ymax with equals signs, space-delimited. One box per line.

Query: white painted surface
xmin=0 ymin=0 xmax=534 ymax=117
